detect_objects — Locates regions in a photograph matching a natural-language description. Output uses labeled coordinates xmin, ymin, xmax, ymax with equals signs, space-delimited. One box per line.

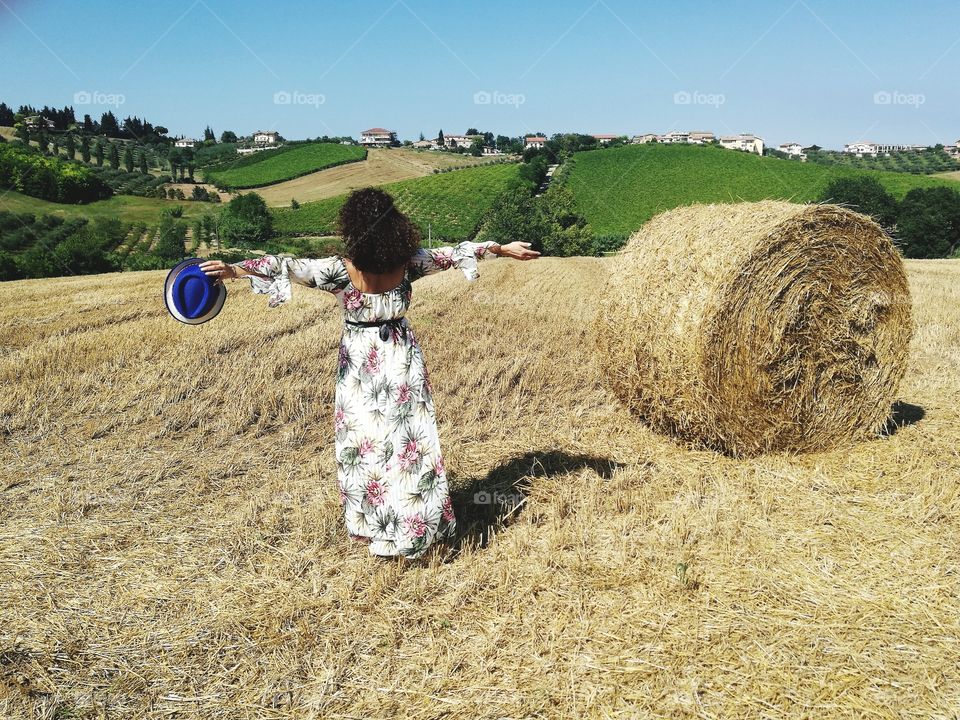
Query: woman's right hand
xmin=199 ymin=260 xmax=237 ymax=284
xmin=497 ymin=241 xmax=541 ymax=260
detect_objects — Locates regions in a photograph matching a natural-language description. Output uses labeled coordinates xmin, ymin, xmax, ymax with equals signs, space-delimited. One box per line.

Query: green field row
xmin=204 ymin=142 xmax=366 ymax=189
xmin=272 ymin=162 xmax=523 ymax=239
xmin=0 ymin=190 xmax=212 ymax=224
xmin=563 ymin=144 xmax=960 ymax=235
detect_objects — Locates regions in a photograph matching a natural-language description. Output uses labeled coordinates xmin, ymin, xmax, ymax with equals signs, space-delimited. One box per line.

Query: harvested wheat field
xmin=2 ymin=256 xmax=960 ymax=718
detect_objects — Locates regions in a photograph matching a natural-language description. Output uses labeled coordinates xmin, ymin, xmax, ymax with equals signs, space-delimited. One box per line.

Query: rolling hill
xmin=2 ymin=257 xmax=959 ymax=717
xmin=254 ymin=148 xmax=502 ymax=207
xmin=563 ymin=144 xmax=960 ymax=235
xmin=272 ymin=161 xmax=522 ymax=239
xmin=203 ymin=142 xmax=366 ymax=190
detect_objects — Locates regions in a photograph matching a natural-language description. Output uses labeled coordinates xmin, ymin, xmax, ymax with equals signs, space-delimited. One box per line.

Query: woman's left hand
xmin=496 ymin=241 xmax=541 ymax=260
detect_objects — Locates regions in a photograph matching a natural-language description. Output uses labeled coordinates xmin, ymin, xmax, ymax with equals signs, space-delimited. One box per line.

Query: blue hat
xmin=164 ymin=258 xmax=227 ymax=325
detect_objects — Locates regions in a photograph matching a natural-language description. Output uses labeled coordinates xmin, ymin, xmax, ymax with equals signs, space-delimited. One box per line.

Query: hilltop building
xmin=23 ymin=115 xmax=55 ymax=130
xmin=719 ymin=134 xmax=764 ymax=155
xmin=631 ymin=130 xmax=715 ymax=145
xmin=440 ymin=134 xmax=474 ymax=149
xmin=360 ymin=128 xmax=397 ymax=147
xmin=253 ymin=130 xmax=280 ymax=145
xmin=843 ymin=141 xmax=927 ymax=156
xmin=778 ymin=142 xmax=807 ymax=159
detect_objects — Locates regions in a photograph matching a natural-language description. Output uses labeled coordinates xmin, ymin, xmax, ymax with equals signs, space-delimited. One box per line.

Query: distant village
xmin=157 ymin=119 xmax=960 ymax=162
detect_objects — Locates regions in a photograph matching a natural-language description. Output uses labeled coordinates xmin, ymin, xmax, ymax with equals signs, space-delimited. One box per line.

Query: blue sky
xmin=2 ymin=0 xmax=959 ymax=149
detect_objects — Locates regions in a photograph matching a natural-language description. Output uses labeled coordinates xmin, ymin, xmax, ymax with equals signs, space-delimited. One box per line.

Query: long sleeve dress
xmin=235 ymin=241 xmax=498 ymax=559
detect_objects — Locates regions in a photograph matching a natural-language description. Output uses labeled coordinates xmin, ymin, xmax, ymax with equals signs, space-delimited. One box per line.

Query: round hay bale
xmin=594 ymin=200 xmax=913 ymax=457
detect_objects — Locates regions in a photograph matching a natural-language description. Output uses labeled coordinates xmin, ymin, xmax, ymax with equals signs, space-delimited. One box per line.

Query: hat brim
xmin=164 ymin=257 xmax=227 ymax=325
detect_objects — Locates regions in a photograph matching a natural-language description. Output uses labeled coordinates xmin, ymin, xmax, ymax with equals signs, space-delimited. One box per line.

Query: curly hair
xmin=337 ymin=188 xmax=421 ymax=273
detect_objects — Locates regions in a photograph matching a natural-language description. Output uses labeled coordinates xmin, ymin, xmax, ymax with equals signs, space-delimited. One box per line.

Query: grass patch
xmin=0 ymin=189 xmax=212 ymax=224
xmin=563 ymin=143 xmax=960 ymax=235
xmin=204 ymin=142 xmax=366 ymax=189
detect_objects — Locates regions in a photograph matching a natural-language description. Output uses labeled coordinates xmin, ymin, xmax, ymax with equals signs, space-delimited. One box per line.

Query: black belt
xmin=345 ymin=317 xmax=408 ymax=342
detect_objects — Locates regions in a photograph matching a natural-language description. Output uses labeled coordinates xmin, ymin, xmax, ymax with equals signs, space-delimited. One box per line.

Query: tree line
xmin=821 ymin=176 xmax=960 ymax=258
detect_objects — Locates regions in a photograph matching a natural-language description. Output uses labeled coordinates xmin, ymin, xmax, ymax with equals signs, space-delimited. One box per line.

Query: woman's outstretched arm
xmin=408 ymin=240 xmax=539 ymax=281
xmin=199 ymin=255 xmax=349 ymax=307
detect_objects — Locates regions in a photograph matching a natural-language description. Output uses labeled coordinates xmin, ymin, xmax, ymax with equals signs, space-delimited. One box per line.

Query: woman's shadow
xmin=447 ymin=450 xmax=622 ymax=555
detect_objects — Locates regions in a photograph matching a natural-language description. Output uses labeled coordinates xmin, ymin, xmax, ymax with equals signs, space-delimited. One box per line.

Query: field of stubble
xmin=1 ymin=257 xmax=959 ymax=718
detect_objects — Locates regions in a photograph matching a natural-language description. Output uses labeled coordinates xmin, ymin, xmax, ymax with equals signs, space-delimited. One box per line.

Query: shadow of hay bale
xmin=447 ymin=451 xmax=622 ymax=554
xmin=881 ymin=400 xmax=925 ymax=436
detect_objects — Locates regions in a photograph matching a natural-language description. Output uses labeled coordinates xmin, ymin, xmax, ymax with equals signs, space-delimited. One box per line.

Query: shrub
xmin=3 ymin=213 xmax=124 ymax=278
xmin=219 ymin=192 xmax=272 ymax=247
xmin=819 ymin=176 xmax=898 ymax=227
xmin=0 ymin=142 xmax=111 ymax=203
xmin=154 ymin=213 xmax=188 ymax=261
xmin=896 ymin=187 xmax=960 ymax=258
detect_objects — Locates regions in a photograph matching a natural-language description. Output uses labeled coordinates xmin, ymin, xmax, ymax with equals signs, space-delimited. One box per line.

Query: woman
xmin=200 ymin=188 xmax=539 ymax=559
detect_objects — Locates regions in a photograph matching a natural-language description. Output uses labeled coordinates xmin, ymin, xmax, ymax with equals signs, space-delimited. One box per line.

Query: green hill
xmin=0 ymin=189 xmax=210 ymax=224
xmin=204 ymin=142 xmax=366 ymax=190
xmin=272 ymin=162 xmax=522 ymax=240
xmin=563 ymin=144 xmax=960 ymax=236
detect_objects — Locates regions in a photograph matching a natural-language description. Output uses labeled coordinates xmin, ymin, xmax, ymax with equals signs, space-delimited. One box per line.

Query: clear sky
xmin=2 ymin=0 xmax=959 ymax=149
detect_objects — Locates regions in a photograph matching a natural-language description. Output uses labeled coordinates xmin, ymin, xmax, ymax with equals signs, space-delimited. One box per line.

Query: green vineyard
xmin=272 ymin=162 xmax=522 ymax=240
xmin=204 ymin=142 xmax=367 ymax=190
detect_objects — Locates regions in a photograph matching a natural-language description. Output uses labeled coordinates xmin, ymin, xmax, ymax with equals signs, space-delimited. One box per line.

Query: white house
xmin=719 ymin=134 xmax=764 ymax=155
xmin=482 ymin=146 xmax=503 ymax=156
xmin=253 ymin=130 xmax=280 ymax=145
xmin=843 ymin=141 xmax=878 ymax=156
xmin=359 ymin=128 xmax=397 ymax=147
xmin=524 ymin=136 xmax=547 ymax=149
xmin=174 ymin=138 xmax=198 ymax=148
xmin=843 ymin=141 xmax=927 ymax=157
xmin=632 ymin=130 xmax=714 ymax=145
xmin=412 ymin=139 xmax=436 ymax=150
xmin=24 ymin=115 xmax=55 ymax=130
xmin=945 ymin=140 xmax=960 ymax=158
xmin=440 ymin=134 xmax=475 ymax=149
xmin=592 ymin=134 xmax=618 ymax=144
xmin=778 ymin=142 xmax=805 ymax=157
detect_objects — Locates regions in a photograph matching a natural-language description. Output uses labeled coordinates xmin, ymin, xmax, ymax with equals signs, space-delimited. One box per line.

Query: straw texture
xmin=3 ymin=256 xmax=959 ymax=719
xmin=594 ymin=201 xmax=913 ymax=456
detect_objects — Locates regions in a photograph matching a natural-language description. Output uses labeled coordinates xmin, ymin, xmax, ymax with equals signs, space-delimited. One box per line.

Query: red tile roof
xmin=361 ymin=128 xmax=394 ymax=134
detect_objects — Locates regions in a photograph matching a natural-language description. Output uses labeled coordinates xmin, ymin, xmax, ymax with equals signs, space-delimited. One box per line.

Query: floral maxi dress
xmin=237 ymin=241 xmax=498 ymax=559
